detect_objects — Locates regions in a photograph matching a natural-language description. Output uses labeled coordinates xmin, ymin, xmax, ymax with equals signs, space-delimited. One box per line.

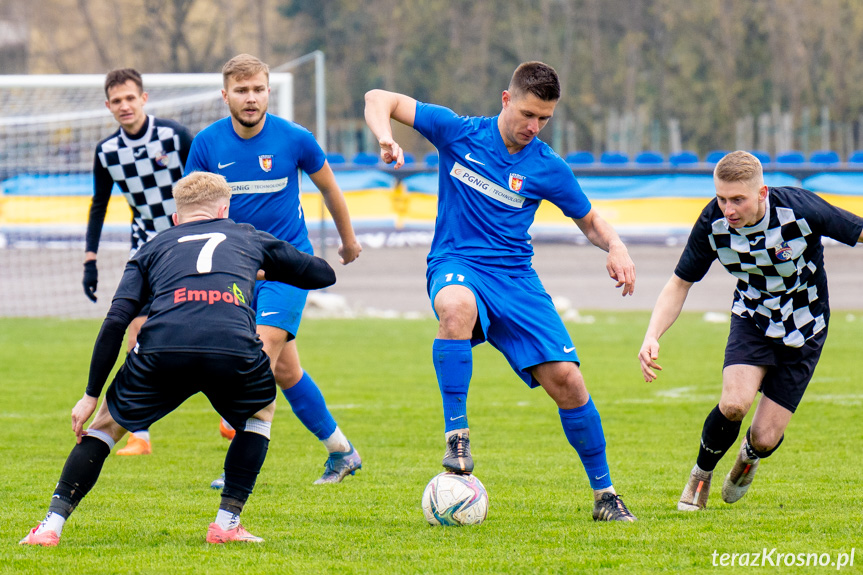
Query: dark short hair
xmin=509 ymin=62 xmax=560 ymax=101
xmin=104 ymin=68 xmax=143 ymax=97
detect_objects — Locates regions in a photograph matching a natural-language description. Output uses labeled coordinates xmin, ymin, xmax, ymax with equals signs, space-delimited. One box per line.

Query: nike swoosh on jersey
xmin=218 ymin=161 xmax=236 ymax=169
xmin=563 ymin=346 xmax=576 ymax=353
xmin=261 ymin=311 xmax=279 ymax=317
xmin=464 ymin=153 xmax=485 ymax=166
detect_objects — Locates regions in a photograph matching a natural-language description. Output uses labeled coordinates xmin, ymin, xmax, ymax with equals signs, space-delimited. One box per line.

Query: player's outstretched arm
xmin=638 ymin=274 xmax=693 ymax=382
xmin=259 ymin=235 xmax=337 ymax=289
xmin=364 ymin=90 xmax=417 ymax=169
xmin=573 ymin=209 xmax=636 ymax=296
xmin=308 ymin=163 xmax=362 ymax=265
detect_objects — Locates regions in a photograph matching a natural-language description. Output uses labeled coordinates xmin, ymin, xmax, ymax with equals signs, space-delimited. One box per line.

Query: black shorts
xmin=723 ymin=313 xmax=829 ymax=413
xmin=105 ymin=350 xmax=276 ymax=432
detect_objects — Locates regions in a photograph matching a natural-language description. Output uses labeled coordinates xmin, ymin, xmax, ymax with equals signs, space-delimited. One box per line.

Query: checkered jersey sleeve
xmin=674 ymin=199 xmax=720 ymax=282
xmin=784 ymin=187 xmax=863 ymax=245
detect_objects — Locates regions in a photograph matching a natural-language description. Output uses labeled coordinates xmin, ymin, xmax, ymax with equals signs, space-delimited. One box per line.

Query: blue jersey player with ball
xmin=364 ymin=61 xmax=637 ymax=522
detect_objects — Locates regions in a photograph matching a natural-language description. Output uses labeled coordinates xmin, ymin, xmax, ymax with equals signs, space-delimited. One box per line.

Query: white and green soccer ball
xmin=421 ymin=472 xmax=488 ymax=526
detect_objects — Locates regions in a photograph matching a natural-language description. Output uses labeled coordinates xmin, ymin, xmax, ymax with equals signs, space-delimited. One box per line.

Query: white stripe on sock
xmin=243 ymin=418 xmax=271 ymax=439
xmin=85 ymin=429 xmax=116 ymax=450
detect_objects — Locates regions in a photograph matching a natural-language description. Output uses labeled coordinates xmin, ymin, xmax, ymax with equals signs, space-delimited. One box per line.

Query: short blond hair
xmin=173 ymin=172 xmax=231 ymax=212
xmin=222 ymin=54 xmax=269 ymax=88
xmin=714 ymin=150 xmax=764 ymax=184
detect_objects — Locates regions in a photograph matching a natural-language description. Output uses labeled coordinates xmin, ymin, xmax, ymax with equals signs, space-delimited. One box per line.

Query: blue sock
xmin=433 ymin=339 xmax=472 ymax=433
xmin=282 ymin=371 xmax=337 ymax=440
xmin=559 ymin=397 xmax=612 ymax=490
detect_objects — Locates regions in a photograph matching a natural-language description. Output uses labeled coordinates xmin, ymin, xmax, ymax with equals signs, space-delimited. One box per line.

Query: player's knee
xmin=749 ymin=428 xmax=782 ymax=453
xmin=274 ymin=363 xmax=303 ymax=389
xmin=436 ymin=305 xmax=476 ymax=339
xmin=718 ymin=400 xmax=748 ymax=421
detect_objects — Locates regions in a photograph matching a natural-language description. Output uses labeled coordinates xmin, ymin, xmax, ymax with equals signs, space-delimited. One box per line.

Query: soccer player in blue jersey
xmin=20 ymin=172 xmax=337 ymax=546
xmin=186 ymin=54 xmax=363 ymax=485
xmin=364 ymin=62 xmax=637 ymax=521
xmin=84 ymin=68 xmax=194 ymax=456
xmin=639 ymin=151 xmax=863 ymax=511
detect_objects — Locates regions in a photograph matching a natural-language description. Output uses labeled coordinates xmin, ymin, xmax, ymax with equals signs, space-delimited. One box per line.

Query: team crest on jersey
xmin=775 ymin=241 xmax=793 ymax=261
xmin=508 ymin=173 xmax=525 ymax=192
xmin=259 ymin=155 xmax=273 ymax=172
xmin=154 ymin=153 xmax=169 ymax=167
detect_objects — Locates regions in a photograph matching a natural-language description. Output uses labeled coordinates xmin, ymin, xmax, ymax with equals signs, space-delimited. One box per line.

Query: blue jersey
xmin=185 ymin=114 xmax=326 ymax=254
xmin=414 ymin=102 xmax=591 ymax=274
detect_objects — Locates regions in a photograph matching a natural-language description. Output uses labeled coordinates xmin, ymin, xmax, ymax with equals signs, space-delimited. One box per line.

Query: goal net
xmin=0 ymin=73 xmax=292 ymax=318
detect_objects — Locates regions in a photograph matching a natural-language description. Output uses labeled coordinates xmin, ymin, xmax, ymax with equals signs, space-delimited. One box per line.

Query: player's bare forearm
xmin=319 ymin=187 xmax=362 ymax=263
xmin=364 ymin=90 xmax=417 ymax=168
xmin=574 ymin=210 xmax=636 ymax=295
xmin=638 ymin=275 xmax=693 ymax=382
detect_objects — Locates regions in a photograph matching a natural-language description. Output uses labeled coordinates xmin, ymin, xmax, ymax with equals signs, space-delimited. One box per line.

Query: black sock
xmin=695 ymin=405 xmax=742 ymax=472
xmin=221 ymin=430 xmax=269 ymax=514
xmin=48 ymin=436 xmax=112 ymax=518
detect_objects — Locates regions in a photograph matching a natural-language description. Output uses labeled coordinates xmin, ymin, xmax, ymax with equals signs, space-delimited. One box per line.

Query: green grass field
xmin=2 ymin=314 xmax=861 ymax=574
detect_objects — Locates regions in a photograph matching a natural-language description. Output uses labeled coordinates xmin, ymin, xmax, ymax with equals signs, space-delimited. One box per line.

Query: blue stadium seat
xmin=749 ymin=150 xmax=771 ymax=164
xmin=705 ymin=150 xmax=730 ymax=164
xmin=326 ymin=152 xmax=346 ymax=164
xmin=775 ymin=150 xmax=805 ymax=164
xmin=352 ymin=152 xmax=380 ymax=166
xmin=599 ymin=151 xmax=629 ymax=164
xmin=424 ymin=152 xmax=439 ymax=167
xmin=565 ymin=151 xmax=595 ymax=165
xmin=634 ymin=151 xmax=664 ymax=164
xmin=402 ymin=153 xmax=416 ymax=165
xmin=808 ymin=150 xmax=840 ymax=165
xmin=848 ymin=150 xmax=863 ymax=164
xmin=669 ymin=151 xmax=699 ymax=166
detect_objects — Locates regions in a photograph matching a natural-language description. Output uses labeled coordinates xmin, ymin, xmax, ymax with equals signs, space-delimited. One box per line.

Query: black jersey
xmin=87 ymin=116 xmax=193 ymax=254
xmin=86 ymin=218 xmax=335 ymax=397
xmin=675 ymin=186 xmax=863 ymax=347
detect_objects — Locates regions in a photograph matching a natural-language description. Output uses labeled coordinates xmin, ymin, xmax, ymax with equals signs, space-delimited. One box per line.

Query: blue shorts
xmin=252 ymin=280 xmax=309 ymax=339
xmin=724 ymin=312 xmax=828 ymax=413
xmin=427 ymin=259 xmax=578 ymax=387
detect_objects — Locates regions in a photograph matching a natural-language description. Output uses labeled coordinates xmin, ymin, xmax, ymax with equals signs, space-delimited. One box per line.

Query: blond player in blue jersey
xmin=187 ymin=54 xmax=363 ymax=486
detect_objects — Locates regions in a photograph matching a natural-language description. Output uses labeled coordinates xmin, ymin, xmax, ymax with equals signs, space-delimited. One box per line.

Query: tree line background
xmin=4 ymin=0 xmax=863 ymax=160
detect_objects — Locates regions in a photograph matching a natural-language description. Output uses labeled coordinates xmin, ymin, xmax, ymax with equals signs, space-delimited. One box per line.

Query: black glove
xmin=83 ymin=260 xmax=98 ymax=302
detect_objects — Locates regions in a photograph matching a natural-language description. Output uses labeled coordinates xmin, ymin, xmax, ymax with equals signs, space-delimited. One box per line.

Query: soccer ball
xmin=421 ymin=472 xmax=488 ymax=526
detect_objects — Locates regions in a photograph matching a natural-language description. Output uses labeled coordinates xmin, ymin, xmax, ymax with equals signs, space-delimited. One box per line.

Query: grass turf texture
xmin=2 ymin=313 xmax=861 ymax=574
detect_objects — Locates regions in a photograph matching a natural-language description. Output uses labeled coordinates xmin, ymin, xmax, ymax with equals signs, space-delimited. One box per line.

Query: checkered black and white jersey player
xmin=87 ymin=115 xmax=193 ymax=255
xmin=675 ymin=186 xmax=863 ymax=347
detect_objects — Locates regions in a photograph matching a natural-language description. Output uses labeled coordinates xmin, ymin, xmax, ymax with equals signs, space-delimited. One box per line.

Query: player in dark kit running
xmin=639 ymin=151 xmax=863 ymax=511
xmin=84 ymin=68 xmax=195 ymax=456
xmin=20 ymin=171 xmax=335 ymax=546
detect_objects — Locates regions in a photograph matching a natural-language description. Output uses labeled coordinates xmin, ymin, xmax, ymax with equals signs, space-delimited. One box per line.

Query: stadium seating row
xmin=328 ymin=150 xmax=862 ymax=168
xmin=565 ymin=149 xmax=859 ymax=166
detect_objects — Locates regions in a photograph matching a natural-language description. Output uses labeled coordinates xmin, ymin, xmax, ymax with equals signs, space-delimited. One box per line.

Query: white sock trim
xmin=322 ymin=427 xmax=350 ymax=453
xmin=86 ymin=429 xmax=116 ymax=450
xmin=243 ymin=418 xmax=271 ymax=439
